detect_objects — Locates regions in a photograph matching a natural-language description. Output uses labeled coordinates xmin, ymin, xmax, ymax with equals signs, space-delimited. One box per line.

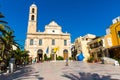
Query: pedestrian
xmin=66 ymin=58 xmax=68 ymax=66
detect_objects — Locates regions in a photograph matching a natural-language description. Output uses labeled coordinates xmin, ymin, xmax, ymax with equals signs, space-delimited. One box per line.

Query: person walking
xmin=66 ymin=58 xmax=68 ymax=66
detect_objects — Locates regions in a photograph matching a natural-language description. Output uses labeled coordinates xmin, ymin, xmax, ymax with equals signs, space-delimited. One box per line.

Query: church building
xmin=24 ymin=4 xmax=71 ymax=61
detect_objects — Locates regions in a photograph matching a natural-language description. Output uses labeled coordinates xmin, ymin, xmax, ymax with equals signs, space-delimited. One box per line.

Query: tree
xmin=13 ymin=48 xmax=29 ymax=65
xmin=0 ymin=12 xmax=8 ymax=24
xmin=0 ymin=12 xmax=10 ymax=35
xmin=0 ymin=12 xmax=18 ymax=71
xmin=0 ymin=12 xmax=29 ymax=72
xmin=0 ymin=12 xmax=8 ymax=66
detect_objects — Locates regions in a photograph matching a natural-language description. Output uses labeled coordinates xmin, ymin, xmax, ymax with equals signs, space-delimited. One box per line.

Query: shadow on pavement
xmin=0 ymin=66 xmax=44 ymax=80
xmin=63 ymin=72 xmax=119 ymax=80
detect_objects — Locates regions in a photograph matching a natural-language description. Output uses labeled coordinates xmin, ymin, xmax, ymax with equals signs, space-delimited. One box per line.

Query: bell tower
xmin=27 ymin=4 xmax=37 ymax=33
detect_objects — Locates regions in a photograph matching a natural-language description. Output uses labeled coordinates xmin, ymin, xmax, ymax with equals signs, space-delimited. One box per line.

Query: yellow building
xmin=103 ymin=17 xmax=120 ymax=62
xmin=110 ymin=17 xmax=120 ymax=46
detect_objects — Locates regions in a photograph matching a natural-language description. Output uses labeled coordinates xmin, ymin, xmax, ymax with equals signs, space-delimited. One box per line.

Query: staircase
xmin=102 ymin=57 xmax=119 ymax=66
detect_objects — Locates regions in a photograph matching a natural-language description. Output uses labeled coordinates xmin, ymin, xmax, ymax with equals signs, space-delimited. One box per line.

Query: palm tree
xmin=0 ymin=12 xmax=12 ymax=37
xmin=13 ymin=48 xmax=29 ymax=66
xmin=0 ymin=13 xmax=10 ymax=71
xmin=21 ymin=50 xmax=29 ymax=65
xmin=0 ymin=30 xmax=18 ymax=69
xmin=0 ymin=12 xmax=29 ymax=72
xmin=0 ymin=12 xmax=8 ymax=24
xmin=0 ymin=13 xmax=8 ymax=65
xmin=0 ymin=12 xmax=18 ymax=71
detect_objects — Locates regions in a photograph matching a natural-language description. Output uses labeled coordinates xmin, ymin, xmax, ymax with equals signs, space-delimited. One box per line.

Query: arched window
xmin=31 ymin=15 xmax=34 ymax=20
xmin=32 ymin=8 xmax=35 ymax=13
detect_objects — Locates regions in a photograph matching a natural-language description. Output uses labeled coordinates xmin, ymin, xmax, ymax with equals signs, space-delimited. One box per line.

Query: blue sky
xmin=0 ymin=0 xmax=120 ymax=48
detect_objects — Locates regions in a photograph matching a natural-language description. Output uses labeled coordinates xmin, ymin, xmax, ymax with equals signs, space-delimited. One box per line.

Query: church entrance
xmin=37 ymin=49 xmax=43 ymax=62
xmin=63 ymin=49 xmax=68 ymax=60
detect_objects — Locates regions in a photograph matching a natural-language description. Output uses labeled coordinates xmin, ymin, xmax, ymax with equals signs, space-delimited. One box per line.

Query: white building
xmin=112 ymin=16 xmax=120 ymax=24
xmin=74 ymin=34 xmax=96 ymax=61
xmin=24 ymin=4 xmax=71 ymax=61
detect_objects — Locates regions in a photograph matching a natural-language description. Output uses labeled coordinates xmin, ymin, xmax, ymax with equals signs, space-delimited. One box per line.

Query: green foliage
xmin=0 ymin=12 xmax=27 ymax=72
xmin=46 ymin=57 xmax=51 ymax=61
xmin=0 ymin=12 xmax=17 ymax=71
xmin=0 ymin=12 xmax=8 ymax=24
xmin=69 ymin=57 xmax=73 ymax=60
xmin=13 ymin=48 xmax=29 ymax=65
xmin=114 ymin=58 xmax=120 ymax=64
xmin=118 ymin=59 xmax=120 ymax=64
xmin=44 ymin=54 xmax=47 ymax=61
xmin=44 ymin=54 xmax=52 ymax=61
xmin=56 ymin=56 xmax=64 ymax=60
xmin=109 ymin=49 xmax=120 ymax=64
xmin=87 ymin=56 xmax=94 ymax=63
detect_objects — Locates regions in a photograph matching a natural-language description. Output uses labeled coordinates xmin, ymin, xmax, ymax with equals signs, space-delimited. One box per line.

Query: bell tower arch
xmin=27 ymin=4 xmax=37 ymax=33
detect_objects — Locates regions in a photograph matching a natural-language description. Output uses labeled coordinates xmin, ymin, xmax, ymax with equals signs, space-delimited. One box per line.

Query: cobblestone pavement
xmin=0 ymin=61 xmax=120 ymax=80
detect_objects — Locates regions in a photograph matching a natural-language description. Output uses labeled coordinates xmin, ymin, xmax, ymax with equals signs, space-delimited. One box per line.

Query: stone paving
xmin=0 ymin=61 xmax=120 ymax=80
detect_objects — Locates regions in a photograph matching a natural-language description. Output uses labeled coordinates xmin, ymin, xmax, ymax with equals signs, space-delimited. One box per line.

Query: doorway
xmin=37 ymin=49 xmax=43 ymax=62
xmin=63 ymin=49 xmax=68 ymax=60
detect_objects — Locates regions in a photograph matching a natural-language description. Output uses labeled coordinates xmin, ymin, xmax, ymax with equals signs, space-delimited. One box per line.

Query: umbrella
xmin=77 ymin=53 xmax=84 ymax=61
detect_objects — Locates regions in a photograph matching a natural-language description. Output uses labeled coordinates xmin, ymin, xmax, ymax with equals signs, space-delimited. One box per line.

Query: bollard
xmin=9 ymin=58 xmax=15 ymax=73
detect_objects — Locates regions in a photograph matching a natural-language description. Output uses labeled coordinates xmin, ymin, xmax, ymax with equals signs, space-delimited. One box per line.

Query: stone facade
xmin=24 ymin=4 xmax=71 ymax=61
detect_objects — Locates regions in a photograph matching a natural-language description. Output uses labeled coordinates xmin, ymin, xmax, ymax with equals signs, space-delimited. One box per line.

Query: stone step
xmin=102 ymin=57 xmax=119 ymax=66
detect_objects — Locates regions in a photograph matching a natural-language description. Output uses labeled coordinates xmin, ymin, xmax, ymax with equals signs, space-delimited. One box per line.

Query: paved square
xmin=0 ymin=61 xmax=120 ymax=80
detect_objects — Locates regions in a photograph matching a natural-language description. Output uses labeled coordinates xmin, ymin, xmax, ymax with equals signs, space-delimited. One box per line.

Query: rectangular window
xmin=30 ymin=39 xmax=33 ymax=45
xmin=118 ymin=31 xmax=120 ymax=38
xmin=107 ymin=38 xmax=112 ymax=46
xmin=39 ymin=39 xmax=42 ymax=45
xmin=52 ymin=39 xmax=55 ymax=45
xmin=64 ymin=40 xmax=67 ymax=46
